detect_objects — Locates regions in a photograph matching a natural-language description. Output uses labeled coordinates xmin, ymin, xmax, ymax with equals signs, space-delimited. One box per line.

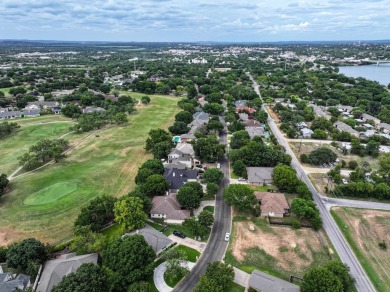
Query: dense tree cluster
xmin=0 ymin=121 xmax=20 ymax=139
xmin=194 ymin=262 xmax=234 ymax=292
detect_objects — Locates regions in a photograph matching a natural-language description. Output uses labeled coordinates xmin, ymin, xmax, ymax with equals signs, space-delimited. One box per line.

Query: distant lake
xmin=338 ymin=64 xmax=390 ymax=86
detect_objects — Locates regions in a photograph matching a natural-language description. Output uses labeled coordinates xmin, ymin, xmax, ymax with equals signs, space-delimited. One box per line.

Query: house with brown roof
xmin=255 ymin=192 xmax=290 ymax=218
xmin=150 ymin=193 xmax=191 ymax=224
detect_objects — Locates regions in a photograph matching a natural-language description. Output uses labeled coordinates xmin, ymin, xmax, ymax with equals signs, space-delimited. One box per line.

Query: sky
xmin=0 ymin=0 xmax=389 ymax=42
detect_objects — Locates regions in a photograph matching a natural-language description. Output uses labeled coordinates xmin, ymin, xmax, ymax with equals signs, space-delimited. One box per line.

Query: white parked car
xmin=225 ymin=233 xmax=230 ymax=241
xmin=217 ymin=163 xmax=221 ymax=169
xmin=342 ymin=179 xmax=348 ymax=185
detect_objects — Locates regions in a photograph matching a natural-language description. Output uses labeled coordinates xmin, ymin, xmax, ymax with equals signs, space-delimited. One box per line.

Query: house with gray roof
xmin=0 ymin=273 xmax=31 ymax=292
xmin=150 ymin=193 xmax=191 ymax=224
xmin=378 ymin=123 xmax=390 ymax=134
xmin=180 ymin=133 xmax=196 ymax=143
xmin=82 ymin=106 xmax=106 ymax=114
xmin=247 ymin=167 xmax=274 ymax=185
xmin=238 ymin=113 xmax=249 ymax=121
xmin=338 ymin=105 xmax=353 ymax=113
xmin=0 ymin=111 xmax=21 ymax=120
xmin=235 ymin=100 xmax=247 ymax=109
xmin=193 ymin=111 xmax=209 ymax=122
xmin=311 ymin=104 xmax=331 ymax=119
xmin=163 ymin=168 xmax=198 ymax=192
xmin=361 ymin=113 xmax=380 ymax=126
xmin=26 ymin=101 xmax=59 ymax=110
xmin=301 ymin=128 xmax=314 ymax=138
xmin=36 ymin=253 xmax=98 ymax=292
xmin=23 ymin=109 xmax=40 ymax=117
xmin=246 ymin=127 xmax=264 ymax=139
xmin=125 ymin=225 xmax=174 ymax=254
xmin=248 ymin=269 xmax=299 ymax=292
xmin=334 ymin=121 xmax=359 ymax=138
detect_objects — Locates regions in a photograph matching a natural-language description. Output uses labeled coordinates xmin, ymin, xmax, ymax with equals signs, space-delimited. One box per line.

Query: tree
xmin=175 ymin=111 xmax=193 ymax=124
xmin=230 ymin=130 xmax=250 ymax=149
xmin=145 ymin=129 xmax=171 ymax=151
xmin=203 ymin=168 xmax=224 ymax=185
xmin=256 ymin=110 xmax=268 ymax=123
xmin=139 ymin=159 xmax=164 ymax=175
xmin=291 ymin=198 xmax=317 ymax=219
xmin=206 ymin=182 xmax=219 ymax=196
xmin=152 ymin=141 xmax=173 ymax=159
xmin=160 ymin=248 xmax=189 ymax=281
xmin=0 ymin=121 xmax=20 ymax=139
xmin=74 ymin=195 xmax=116 ymax=232
xmin=232 ymin=160 xmax=247 ymax=178
xmin=102 ymin=235 xmax=156 ymax=291
xmin=203 ymin=262 xmax=234 ymax=291
xmin=114 ymin=197 xmax=147 ymax=232
xmin=228 ymin=120 xmax=245 ymax=133
xmin=272 ymin=164 xmax=300 ymax=193
xmin=52 ymin=263 xmax=109 ymax=292
xmin=177 ymin=186 xmax=201 ymax=209
xmin=141 ymin=96 xmax=151 ymax=104
xmin=324 ymin=261 xmax=355 ymax=292
xmin=194 ymin=275 xmax=222 ymax=292
xmin=194 ymin=136 xmax=225 ymax=162
xmin=135 ymin=168 xmax=155 ymax=185
xmin=348 ymin=160 xmax=358 ymax=170
xmin=350 ymin=138 xmax=365 ymax=156
xmin=311 ymin=129 xmax=328 ymax=139
xmin=302 ymin=267 xmax=343 ymax=292
xmin=0 ymin=173 xmax=9 ymax=195
xmin=128 ymin=188 xmax=152 ymax=213
xmin=308 ymin=147 xmax=337 ymax=165
xmin=71 ymin=226 xmax=108 ymax=254
xmin=366 ymin=140 xmax=380 ymax=157
xmin=223 ymin=184 xmax=257 ymax=211
xmin=113 ymin=112 xmax=128 ymax=125
xmin=168 ymin=121 xmax=190 ymax=135
xmin=187 ymin=83 xmax=197 ymax=99
xmin=183 ymin=217 xmax=208 ymax=239
xmin=183 ymin=181 xmax=204 ymax=197
xmin=203 ymin=103 xmax=224 ymax=115
xmin=6 ymin=238 xmax=48 ymax=273
xmin=198 ymin=210 xmax=214 ymax=227
xmin=61 ymin=103 xmax=82 ymax=118
xmin=207 ymin=120 xmax=224 ymax=133
xmin=128 ymin=281 xmax=151 ymax=292
xmin=140 ymin=174 xmax=169 ymax=196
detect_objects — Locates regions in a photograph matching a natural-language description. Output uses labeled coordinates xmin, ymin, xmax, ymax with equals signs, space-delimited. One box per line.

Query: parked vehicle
xmin=217 ymin=163 xmax=221 ymax=169
xmin=225 ymin=232 xmax=230 ymax=241
xmin=238 ymin=177 xmax=246 ymax=181
xmin=173 ymin=230 xmax=186 ymax=238
xmin=342 ymin=179 xmax=348 ymax=185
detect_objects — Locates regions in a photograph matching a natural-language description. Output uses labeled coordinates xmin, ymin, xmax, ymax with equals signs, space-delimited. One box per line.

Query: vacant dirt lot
xmin=228 ymin=219 xmax=332 ymax=278
xmin=332 ymin=207 xmax=390 ymax=291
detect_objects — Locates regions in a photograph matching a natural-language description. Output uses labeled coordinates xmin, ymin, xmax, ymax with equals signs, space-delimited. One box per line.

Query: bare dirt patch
xmin=229 ymin=219 xmax=331 ymax=277
xmin=332 ymin=207 xmax=390 ymax=290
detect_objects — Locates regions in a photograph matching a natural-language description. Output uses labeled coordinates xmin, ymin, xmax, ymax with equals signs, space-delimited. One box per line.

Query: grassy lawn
xmin=148 ymin=220 xmax=211 ymax=242
xmin=225 ymin=215 xmax=333 ymax=281
xmin=331 ymin=207 xmax=390 ymax=291
xmin=0 ymin=94 xmax=180 ymax=245
xmin=250 ymin=185 xmax=278 ymax=192
xmin=174 ymin=244 xmax=201 ymax=263
xmin=203 ymin=206 xmax=214 ymax=213
xmin=101 ymin=223 xmax=123 ymax=241
xmin=0 ymin=117 xmax=77 ymax=175
xmin=226 ymin=282 xmax=245 ymax=292
xmin=0 ymin=87 xmax=14 ymax=97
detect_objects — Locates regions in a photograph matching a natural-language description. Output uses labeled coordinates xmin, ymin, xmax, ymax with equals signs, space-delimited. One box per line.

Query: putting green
xmin=24 ymin=182 xmax=78 ymax=205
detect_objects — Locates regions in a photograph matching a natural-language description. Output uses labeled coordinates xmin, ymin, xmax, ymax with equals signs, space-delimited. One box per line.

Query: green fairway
xmin=0 ymin=119 xmax=75 ymax=175
xmin=0 ymin=94 xmax=180 ymax=245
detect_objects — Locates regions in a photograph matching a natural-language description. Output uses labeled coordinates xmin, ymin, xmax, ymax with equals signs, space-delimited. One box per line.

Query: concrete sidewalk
xmin=168 ymin=235 xmax=207 ymax=253
xmin=193 ymin=200 xmax=215 ymax=216
xmin=233 ymin=267 xmax=250 ymax=288
xmin=154 ymin=261 xmax=196 ymax=292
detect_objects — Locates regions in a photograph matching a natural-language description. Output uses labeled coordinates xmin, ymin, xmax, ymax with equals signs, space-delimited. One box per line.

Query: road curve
xmin=321 ymin=196 xmax=390 ymax=211
xmin=247 ymin=73 xmax=375 ymax=292
xmin=174 ymin=118 xmax=232 ymax=292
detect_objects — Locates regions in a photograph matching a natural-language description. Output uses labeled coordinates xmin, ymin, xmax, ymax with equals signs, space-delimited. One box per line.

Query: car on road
xmin=173 ymin=230 xmax=186 ymax=238
xmin=225 ymin=232 xmax=230 ymax=241
xmin=238 ymin=177 xmax=246 ymax=181
xmin=217 ymin=163 xmax=221 ymax=169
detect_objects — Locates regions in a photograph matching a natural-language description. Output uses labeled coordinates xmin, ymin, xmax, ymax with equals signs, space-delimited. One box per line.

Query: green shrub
xmin=292 ymin=220 xmax=301 ymax=229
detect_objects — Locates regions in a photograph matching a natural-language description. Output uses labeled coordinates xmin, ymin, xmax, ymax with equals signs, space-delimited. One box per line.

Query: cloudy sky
xmin=1 ymin=0 xmax=389 ymax=42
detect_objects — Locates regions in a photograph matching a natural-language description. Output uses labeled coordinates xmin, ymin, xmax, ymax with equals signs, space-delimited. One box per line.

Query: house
xmin=23 ymin=109 xmax=40 ymax=117
xmin=333 ymin=121 xmax=359 ymax=138
xmin=248 ymin=269 xmax=299 ymax=292
xmin=125 ymin=225 xmax=174 ymax=255
xmin=362 ymin=113 xmax=380 ymax=126
xmin=234 ymin=100 xmax=247 ymax=109
xmin=238 ymin=113 xmax=249 ymax=121
xmin=341 ymin=142 xmax=352 ymax=152
xmin=52 ymin=106 xmax=62 ymax=114
xmin=236 ymin=106 xmax=256 ymax=114
xmin=0 ymin=111 xmax=21 ymax=120
xmin=360 ymin=130 xmax=376 ymax=138
xmin=338 ymin=105 xmax=353 ymax=113
xmin=36 ymin=253 xmax=98 ymax=292
xmin=296 ymin=122 xmax=308 ymax=130
xmin=82 ymin=106 xmax=106 ymax=114
xmin=26 ymin=101 xmax=58 ymax=110
xmin=378 ymin=123 xmax=390 ymax=134
xmin=189 ymin=57 xmax=207 ymax=64
xmin=0 ymin=273 xmax=31 ymax=292
xmin=246 ymin=127 xmax=264 ymax=139
xmin=163 ymin=168 xmax=198 ymax=192
xmin=150 ymin=193 xmax=191 ymax=224
xmin=180 ymin=133 xmax=196 ymax=143
xmin=311 ymin=104 xmax=331 ymax=119
xmin=301 ymin=128 xmax=314 ymax=138
xmin=255 ymin=192 xmax=290 ymax=218
xmin=244 ymin=119 xmax=261 ymax=128
xmin=167 ymin=144 xmax=195 ymax=168
xmin=246 ymin=167 xmax=274 ymax=185
xmin=193 ymin=111 xmax=209 ymax=123
xmin=174 ymin=143 xmax=195 ymax=157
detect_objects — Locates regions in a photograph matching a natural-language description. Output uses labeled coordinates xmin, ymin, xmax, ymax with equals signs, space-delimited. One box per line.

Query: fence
xmin=267 ymin=216 xmax=312 ymax=228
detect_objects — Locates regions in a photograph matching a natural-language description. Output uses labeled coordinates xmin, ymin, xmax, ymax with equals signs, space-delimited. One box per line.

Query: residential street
xmin=321 ymin=196 xmax=390 ymax=211
xmin=247 ymin=73 xmax=376 ymax=292
xmin=174 ymin=117 xmax=232 ymax=292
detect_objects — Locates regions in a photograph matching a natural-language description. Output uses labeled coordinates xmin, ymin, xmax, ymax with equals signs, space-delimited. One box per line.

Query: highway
xmin=248 ymin=73 xmax=376 ymax=292
xmin=174 ymin=117 xmax=231 ymax=292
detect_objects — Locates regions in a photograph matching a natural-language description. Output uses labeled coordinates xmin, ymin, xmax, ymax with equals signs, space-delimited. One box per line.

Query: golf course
xmin=0 ymin=94 xmax=180 ymax=245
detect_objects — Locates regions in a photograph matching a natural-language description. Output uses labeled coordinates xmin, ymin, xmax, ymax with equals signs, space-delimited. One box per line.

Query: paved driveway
xmin=168 ymin=235 xmax=207 ymax=253
xmin=154 ymin=261 xmax=196 ymax=292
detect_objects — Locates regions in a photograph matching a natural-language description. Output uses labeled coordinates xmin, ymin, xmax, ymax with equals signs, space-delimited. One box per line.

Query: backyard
xmin=331 ymin=207 xmax=390 ymax=291
xmin=225 ymin=216 xmax=334 ymax=280
xmin=0 ymin=94 xmax=180 ymax=245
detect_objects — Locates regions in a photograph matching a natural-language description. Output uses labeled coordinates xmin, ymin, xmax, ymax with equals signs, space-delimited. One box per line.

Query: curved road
xmin=174 ymin=118 xmax=231 ymax=292
xmin=248 ymin=73 xmax=375 ymax=292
